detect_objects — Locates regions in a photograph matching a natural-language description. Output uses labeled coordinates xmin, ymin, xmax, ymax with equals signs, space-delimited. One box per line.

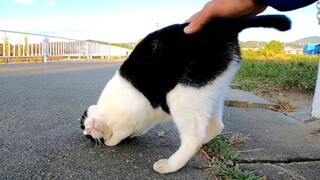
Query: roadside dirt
xmin=253 ymin=84 xmax=314 ymax=112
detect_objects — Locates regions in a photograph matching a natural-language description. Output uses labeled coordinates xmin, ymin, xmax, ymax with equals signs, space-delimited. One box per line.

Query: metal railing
xmin=0 ymin=30 xmax=132 ymax=63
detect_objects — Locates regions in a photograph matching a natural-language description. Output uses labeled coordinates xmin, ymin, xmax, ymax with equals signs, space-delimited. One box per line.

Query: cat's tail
xmin=236 ymin=15 xmax=291 ymax=32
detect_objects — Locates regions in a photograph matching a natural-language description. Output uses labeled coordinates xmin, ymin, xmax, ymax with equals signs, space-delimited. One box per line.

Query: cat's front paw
xmin=104 ymin=139 xmax=119 ymax=146
xmin=129 ymin=132 xmax=143 ymax=138
xmin=153 ymin=159 xmax=175 ymax=174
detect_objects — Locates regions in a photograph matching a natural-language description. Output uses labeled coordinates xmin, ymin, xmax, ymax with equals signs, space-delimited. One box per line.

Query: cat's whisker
xmin=98 ymin=138 xmax=102 ymax=146
xmin=94 ymin=138 xmax=99 ymax=146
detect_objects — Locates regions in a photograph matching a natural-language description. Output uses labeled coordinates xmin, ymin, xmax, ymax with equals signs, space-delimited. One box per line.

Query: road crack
xmin=239 ymin=157 xmax=320 ymax=164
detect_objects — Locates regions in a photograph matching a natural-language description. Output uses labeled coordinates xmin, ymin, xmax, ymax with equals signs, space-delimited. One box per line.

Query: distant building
xmin=303 ymin=43 xmax=320 ymax=55
xmin=284 ymin=46 xmax=303 ymax=55
xmin=241 ymin=47 xmax=260 ymax=51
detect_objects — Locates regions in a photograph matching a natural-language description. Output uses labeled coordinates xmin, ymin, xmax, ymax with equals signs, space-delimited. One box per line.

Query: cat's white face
xmin=83 ymin=105 xmax=104 ymax=139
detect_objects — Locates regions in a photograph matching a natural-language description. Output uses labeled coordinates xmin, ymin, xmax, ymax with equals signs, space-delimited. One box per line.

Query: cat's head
xmin=80 ymin=105 xmax=111 ymax=145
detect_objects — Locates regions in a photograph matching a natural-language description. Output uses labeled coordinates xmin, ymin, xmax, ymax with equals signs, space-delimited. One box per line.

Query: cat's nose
xmin=85 ymin=128 xmax=91 ymax=135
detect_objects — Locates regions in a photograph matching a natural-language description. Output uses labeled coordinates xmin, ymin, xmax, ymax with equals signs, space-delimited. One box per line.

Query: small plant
xmin=214 ymin=163 xmax=264 ymax=180
xmin=202 ymin=133 xmax=262 ymax=180
xmin=204 ymin=135 xmax=240 ymax=164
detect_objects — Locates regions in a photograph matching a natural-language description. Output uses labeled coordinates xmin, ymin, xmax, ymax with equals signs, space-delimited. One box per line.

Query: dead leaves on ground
xmin=265 ymin=99 xmax=295 ymax=112
xmin=310 ymin=129 xmax=320 ymax=137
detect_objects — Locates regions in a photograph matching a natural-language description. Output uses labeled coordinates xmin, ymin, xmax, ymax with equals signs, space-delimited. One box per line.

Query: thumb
xmin=184 ymin=3 xmax=218 ymax=34
xmin=184 ymin=12 xmax=202 ymax=34
xmin=184 ymin=13 xmax=212 ymax=34
xmin=184 ymin=19 xmax=203 ymax=34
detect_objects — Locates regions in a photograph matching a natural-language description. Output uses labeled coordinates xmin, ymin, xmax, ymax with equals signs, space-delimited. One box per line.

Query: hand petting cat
xmin=184 ymin=0 xmax=317 ymax=34
xmin=184 ymin=0 xmax=267 ymax=34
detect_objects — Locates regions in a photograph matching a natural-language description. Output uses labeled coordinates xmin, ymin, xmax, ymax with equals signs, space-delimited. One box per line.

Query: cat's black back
xmin=119 ymin=15 xmax=290 ymax=113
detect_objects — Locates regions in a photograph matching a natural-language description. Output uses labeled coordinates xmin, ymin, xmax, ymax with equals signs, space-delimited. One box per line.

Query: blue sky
xmin=0 ymin=0 xmax=319 ymax=43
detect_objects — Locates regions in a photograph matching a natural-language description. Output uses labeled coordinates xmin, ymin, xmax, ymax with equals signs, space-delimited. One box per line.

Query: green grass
xmin=233 ymin=59 xmax=319 ymax=92
xmin=203 ymin=134 xmax=263 ymax=180
xmin=215 ymin=164 xmax=261 ymax=180
xmin=204 ymin=135 xmax=240 ymax=163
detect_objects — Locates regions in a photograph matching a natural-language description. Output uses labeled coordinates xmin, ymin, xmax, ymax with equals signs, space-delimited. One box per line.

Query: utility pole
xmin=311 ymin=1 xmax=320 ymax=118
xmin=43 ymin=36 xmax=49 ymax=63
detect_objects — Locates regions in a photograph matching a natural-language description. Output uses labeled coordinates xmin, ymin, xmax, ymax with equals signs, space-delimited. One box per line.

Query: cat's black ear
xmin=80 ymin=110 xmax=88 ymax=130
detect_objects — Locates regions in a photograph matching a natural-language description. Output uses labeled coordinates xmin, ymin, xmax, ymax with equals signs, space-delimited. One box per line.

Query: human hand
xmin=184 ymin=0 xmax=267 ymax=34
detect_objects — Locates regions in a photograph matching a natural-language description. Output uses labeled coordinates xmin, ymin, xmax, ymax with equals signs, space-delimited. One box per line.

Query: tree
xmin=241 ymin=49 xmax=259 ymax=60
xmin=256 ymin=40 xmax=284 ymax=60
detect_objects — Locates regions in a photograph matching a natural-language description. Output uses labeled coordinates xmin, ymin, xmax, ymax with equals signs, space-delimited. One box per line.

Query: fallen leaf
xmin=225 ymin=160 xmax=234 ymax=166
xmin=156 ymin=131 xmax=166 ymax=137
xmin=265 ymin=105 xmax=278 ymax=111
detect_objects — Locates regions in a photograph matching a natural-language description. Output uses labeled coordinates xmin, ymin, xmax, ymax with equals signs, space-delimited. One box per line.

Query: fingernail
xmin=184 ymin=26 xmax=191 ymax=34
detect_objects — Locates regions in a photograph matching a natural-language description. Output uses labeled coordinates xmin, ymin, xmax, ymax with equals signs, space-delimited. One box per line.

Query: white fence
xmin=0 ymin=30 xmax=132 ymax=63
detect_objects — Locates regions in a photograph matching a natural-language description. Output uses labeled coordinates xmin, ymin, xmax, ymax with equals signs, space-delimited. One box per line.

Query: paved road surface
xmin=0 ymin=61 xmax=209 ymax=179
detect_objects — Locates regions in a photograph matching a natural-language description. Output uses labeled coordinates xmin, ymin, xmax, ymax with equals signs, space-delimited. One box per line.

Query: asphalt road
xmin=0 ymin=61 xmax=209 ymax=180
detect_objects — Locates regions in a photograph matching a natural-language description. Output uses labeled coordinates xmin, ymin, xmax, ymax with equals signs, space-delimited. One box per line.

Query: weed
xmin=203 ymin=133 xmax=262 ymax=180
xmin=204 ymin=135 xmax=240 ymax=163
xmin=214 ymin=164 xmax=264 ymax=180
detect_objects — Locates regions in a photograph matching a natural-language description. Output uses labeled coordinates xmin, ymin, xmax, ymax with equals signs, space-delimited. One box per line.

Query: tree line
xmin=241 ymin=40 xmax=318 ymax=61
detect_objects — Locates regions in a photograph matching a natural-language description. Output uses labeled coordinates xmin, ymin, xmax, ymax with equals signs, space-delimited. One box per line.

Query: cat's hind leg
xmin=153 ymin=84 xmax=212 ymax=174
xmin=204 ymin=98 xmax=225 ymax=143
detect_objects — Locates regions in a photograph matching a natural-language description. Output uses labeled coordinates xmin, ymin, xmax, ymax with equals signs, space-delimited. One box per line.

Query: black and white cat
xmin=80 ymin=15 xmax=290 ymax=174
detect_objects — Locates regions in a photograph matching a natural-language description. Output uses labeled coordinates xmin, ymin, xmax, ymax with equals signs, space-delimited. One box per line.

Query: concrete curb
xmin=225 ymin=89 xmax=274 ymax=108
xmin=224 ymin=100 xmax=272 ymax=109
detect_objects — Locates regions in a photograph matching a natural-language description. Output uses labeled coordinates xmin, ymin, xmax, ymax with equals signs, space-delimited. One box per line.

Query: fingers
xmin=184 ymin=15 xmax=207 ymax=34
xmin=184 ymin=0 xmax=267 ymax=34
xmin=184 ymin=2 xmax=219 ymax=34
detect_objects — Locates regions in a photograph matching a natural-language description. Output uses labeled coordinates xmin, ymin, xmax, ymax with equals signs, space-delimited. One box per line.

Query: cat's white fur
xmin=83 ymin=58 xmax=239 ymax=174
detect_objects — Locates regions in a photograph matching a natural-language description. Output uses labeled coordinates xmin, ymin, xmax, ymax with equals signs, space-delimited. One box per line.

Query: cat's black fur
xmin=119 ymin=15 xmax=290 ymax=113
